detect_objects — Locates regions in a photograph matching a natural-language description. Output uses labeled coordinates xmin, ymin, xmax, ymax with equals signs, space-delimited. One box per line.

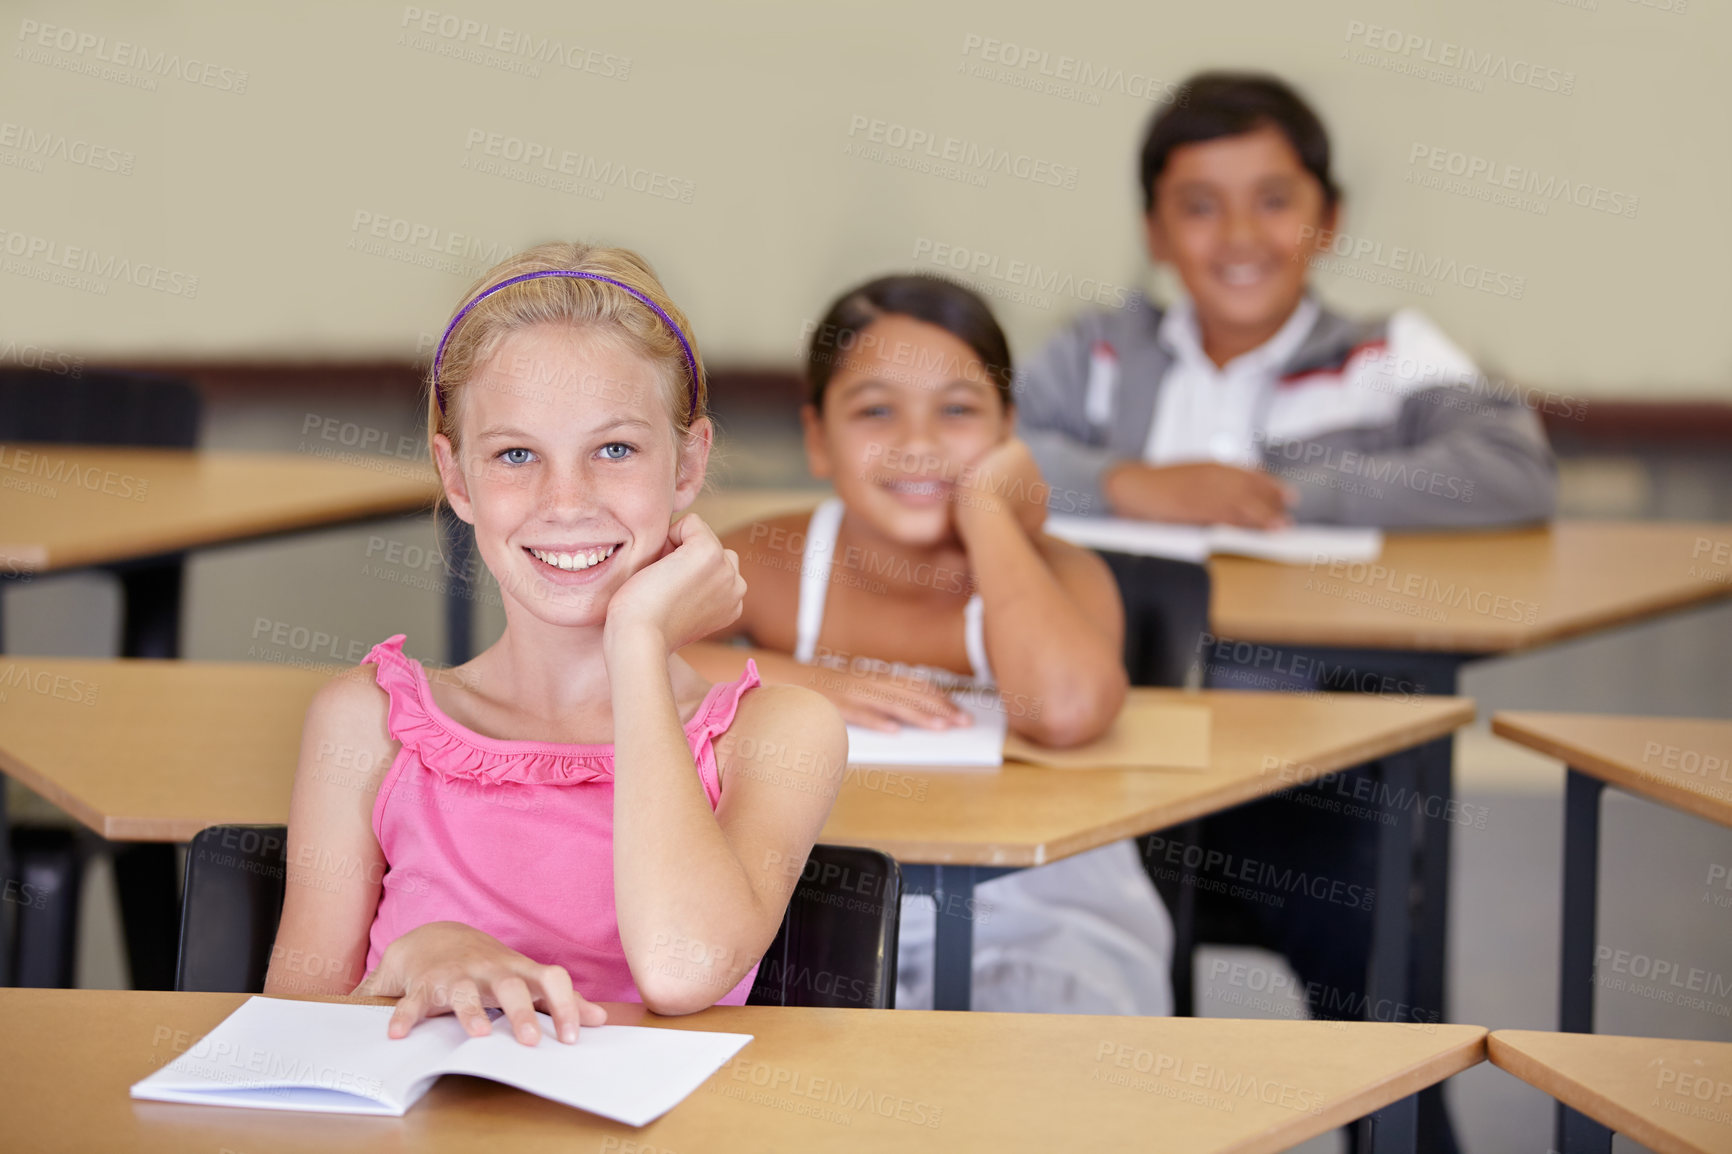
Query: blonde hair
xmin=426 ymin=241 xmax=707 ymax=456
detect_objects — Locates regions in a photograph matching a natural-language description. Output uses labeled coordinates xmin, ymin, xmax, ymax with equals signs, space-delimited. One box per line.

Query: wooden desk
xmin=693 ymin=496 xmax=1732 ymax=1113
xmin=0 ymin=656 xmax=1470 ymax=857
xmin=0 ymin=445 xmax=437 ymax=575
xmin=1210 ymin=520 xmax=1732 ymax=654
xmin=829 ymin=690 xmax=1472 ymax=868
xmin=0 ymin=445 xmax=439 ymax=987
xmin=1490 ymin=713 xmax=1732 ymax=1150
xmin=0 ymin=988 xmax=1488 ymax=1154
xmin=689 ymin=497 xmax=1732 ymax=659
xmin=1490 ymin=713 xmax=1732 ymax=829
xmin=0 ymin=659 xmax=332 ymax=840
xmin=0 ymin=651 xmax=1472 ymax=1090
xmin=1490 ymin=1030 xmax=1732 ymax=1154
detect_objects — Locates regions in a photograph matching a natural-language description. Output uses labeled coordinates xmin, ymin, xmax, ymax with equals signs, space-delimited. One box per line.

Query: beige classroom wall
xmin=3 ymin=0 xmax=1727 ymax=398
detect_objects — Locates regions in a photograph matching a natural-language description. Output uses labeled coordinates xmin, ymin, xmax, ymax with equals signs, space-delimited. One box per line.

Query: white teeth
xmin=887 ymin=480 xmax=944 ymax=496
xmin=529 ymin=544 xmax=616 ymax=571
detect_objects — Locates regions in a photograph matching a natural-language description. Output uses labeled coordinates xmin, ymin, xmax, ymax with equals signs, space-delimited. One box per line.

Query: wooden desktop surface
xmin=0 ymin=445 xmax=439 ymax=572
xmin=1491 ymin=712 xmax=1732 ymax=829
xmin=689 ymin=491 xmax=1732 ymax=655
xmin=1490 ymin=1030 xmax=1732 ymax=1154
xmin=2 ymin=988 xmax=1487 ymax=1154
xmin=0 ymin=657 xmax=1471 ymax=862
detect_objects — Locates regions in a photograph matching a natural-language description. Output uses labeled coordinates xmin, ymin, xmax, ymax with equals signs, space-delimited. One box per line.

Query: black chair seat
xmin=176 ymin=826 xmax=900 ymax=1010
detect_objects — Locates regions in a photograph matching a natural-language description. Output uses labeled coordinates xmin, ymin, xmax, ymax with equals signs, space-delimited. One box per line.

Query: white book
xmin=844 ymin=690 xmax=1007 ymax=768
xmin=1046 ymin=514 xmax=1382 ymax=566
xmin=130 ymin=996 xmax=752 ymax=1126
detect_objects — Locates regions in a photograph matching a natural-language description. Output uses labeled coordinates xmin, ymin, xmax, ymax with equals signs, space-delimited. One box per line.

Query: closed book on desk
xmin=844 ymin=690 xmax=1008 ymax=768
xmin=130 ymin=996 xmax=751 ymax=1126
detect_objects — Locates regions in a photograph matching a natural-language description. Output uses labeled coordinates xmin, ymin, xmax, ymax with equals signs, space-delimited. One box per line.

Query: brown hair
xmin=1140 ymin=72 xmax=1340 ymax=213
xmin=805 ymin=274 xmax=1014 ymax=412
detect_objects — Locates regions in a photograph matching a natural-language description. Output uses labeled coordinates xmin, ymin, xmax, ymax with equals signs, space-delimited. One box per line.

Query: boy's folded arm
xmin=1020 ymin=428 xmax=1118 ymax=518
xmin=264 ymin=666 xmax=395 ymax=998
xmin=1275 ymin=392 xmax=1558 ymax=528
xmin=1015 ymin=321 xmax=1118 ymax=518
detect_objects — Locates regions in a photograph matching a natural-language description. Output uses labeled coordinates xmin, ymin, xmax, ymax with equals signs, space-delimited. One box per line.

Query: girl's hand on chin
xmin=604 ymin=514 xmax=746 ymax=652
xmin=956 ymin=436 xmax=1048 ymax=538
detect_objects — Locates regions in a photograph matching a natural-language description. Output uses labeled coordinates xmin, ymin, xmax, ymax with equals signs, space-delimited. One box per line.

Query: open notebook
xmin=1046 ymin=514 xmax=1382 ymax=565
xmin=130 ymin=996 xmax=752 ymax=1126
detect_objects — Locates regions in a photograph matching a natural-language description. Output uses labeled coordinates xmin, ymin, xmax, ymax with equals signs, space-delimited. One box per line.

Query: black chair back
xmin=1096 ymin=551 xmax=1211 ymax=689
xmin=176 ymin=825 xmax=289 ymax=993
xmin=0 ymin=367 xmax=201 ymax=447
xmin=746 ymin=845 xmax=900 ymax=1009
xmin=177 ymin=828 xmax=901 ymax=1009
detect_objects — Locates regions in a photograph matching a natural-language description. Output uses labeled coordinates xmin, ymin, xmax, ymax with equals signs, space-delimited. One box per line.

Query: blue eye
xmin=942 ymin=404 xmax=980 ymax=418
xmin=600 ymin=442 xmax=634 ymax=460
xmin=500 ymin=447 xmax=534 ymax=465
xmin=857 ymin=404 xmax=891 ymax=419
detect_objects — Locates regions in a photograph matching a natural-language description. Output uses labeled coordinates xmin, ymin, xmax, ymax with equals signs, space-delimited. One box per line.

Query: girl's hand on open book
xmin=606 ymin=513 xmax=746 ymax=652
xmin=355 ymin=921 xmax=607 ymax=1046
xmin=801 ymin=662 xmax=972 ymax=733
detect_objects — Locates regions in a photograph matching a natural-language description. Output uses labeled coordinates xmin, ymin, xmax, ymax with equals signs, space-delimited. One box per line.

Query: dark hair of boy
xmin=1139 ymin=72 xmax=1342 ymax=212
xmin=806 ymin=274 xmax=1015 ymax=410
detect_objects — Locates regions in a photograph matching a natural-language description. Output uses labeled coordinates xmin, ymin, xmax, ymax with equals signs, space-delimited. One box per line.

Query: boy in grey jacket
xmin=1020 ymin=79 xmax=1556 ymax=530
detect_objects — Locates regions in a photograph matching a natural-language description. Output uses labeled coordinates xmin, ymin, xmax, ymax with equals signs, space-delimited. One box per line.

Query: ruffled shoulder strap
xmin=361 ymin=634 xmax=429 ymax=744
xmin=685 ymin=659 xmax=762 ymax=805
xmin=360 ymin=635 xmax=613 ymax=787
xmin=686 ymin=659 xmax=762 ymax=750
xmin=361 ymin=634 xmax=419 ymax=696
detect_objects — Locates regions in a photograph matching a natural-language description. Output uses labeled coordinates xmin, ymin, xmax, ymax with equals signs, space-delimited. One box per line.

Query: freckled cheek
xmin=469 ymin=471 xmax=537 ymax=517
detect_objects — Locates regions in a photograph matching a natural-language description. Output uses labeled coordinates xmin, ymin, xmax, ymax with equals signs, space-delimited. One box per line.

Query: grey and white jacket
xmin=1016 ymin=295 xmax=1557 ymax=528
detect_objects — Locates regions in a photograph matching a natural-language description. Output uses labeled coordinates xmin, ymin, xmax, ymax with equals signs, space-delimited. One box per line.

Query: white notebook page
xmin=131 ymin=996 xmax=752 ymax=1126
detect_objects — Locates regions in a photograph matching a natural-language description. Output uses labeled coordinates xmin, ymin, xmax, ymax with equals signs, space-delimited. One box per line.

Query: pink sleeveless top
xmin=361 ymin=635 xmax=762 ymax=1005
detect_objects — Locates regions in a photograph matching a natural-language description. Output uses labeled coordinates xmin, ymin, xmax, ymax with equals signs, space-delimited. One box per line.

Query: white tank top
xmin=791 ymin=497 xmax=993 ymax=686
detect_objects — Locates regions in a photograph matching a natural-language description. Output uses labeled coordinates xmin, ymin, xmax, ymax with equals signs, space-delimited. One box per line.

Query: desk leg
xmin=116 ymin=558 xmax=184 ymax=661
xmin=1361 ymin=1093 xmax=1418 ymax=1154
xmin=1304 ymin=648 xmax=1464 ymax=1154
xmin=110 ymin=559 xmax=187 ymax=991
xmin=917 ymin=865 xmax=1012 ymax=1012
xmin=1166 ymin=820 xmax=1202 ymax=1017
xmin=1357 ymin=747 xmax=1421 ymax=1154
xmin=112 ymin=842 xmax=179 ymax=990
xmin=931 ymin=865 xmax=976 ymax=1012
xmin=440 ymin=505 xmax=475 ymax=667
xmin=1556 ymin=769 xmax=1612 ymax=1154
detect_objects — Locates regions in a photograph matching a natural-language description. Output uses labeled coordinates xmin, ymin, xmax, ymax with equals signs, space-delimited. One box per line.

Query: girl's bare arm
xmin=263 ymin=667 xmax=395 ymax=997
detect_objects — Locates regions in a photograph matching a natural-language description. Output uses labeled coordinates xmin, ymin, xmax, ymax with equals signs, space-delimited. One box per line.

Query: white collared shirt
xmin=1141 ymin=295 xmax=1321 ymax=467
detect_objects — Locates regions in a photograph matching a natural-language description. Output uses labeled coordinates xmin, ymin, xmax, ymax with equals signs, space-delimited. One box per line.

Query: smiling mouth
xmin=1218 ymin=262 xmax=1272 ymax=288
xmin=881 ymin=478 xmax=950 ymax=500
xmin=525 ymin=544 xmax=620 ymax=572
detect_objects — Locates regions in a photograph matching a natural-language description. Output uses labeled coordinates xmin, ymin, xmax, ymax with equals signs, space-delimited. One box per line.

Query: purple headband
xmin=432 ymin=269 xmax=700 ymax=419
